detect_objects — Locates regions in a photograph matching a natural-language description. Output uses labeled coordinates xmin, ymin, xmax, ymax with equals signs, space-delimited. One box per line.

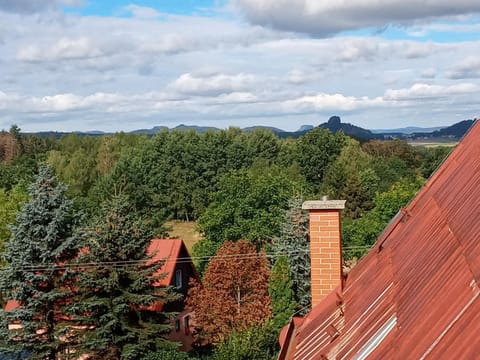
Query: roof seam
xmin=419 ymin=289 xmax=480 ymax=359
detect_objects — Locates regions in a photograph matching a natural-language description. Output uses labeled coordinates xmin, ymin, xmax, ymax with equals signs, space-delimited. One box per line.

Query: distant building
xmin=279 ymin=120 xmax=480 ymax=359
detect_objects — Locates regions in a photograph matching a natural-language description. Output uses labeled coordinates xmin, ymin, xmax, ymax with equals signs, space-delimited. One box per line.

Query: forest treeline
xmin=0 ymin=124 xmax=452 ymax=359
xmin=0 ymin=125 xmax=450 ymax=253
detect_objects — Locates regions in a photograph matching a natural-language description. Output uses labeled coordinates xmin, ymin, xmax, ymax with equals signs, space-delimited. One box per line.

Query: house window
xmin=175 ymin=319 xmax=180 ymax=332
xmin=184 ymin=315 xmax=190 ymax=335
xmin=175 ymin=269 xmax=182 ymax=289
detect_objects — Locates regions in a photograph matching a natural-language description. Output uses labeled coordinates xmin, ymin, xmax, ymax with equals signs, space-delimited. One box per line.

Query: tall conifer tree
xmin=70 ymin=196 xmax=179 ymax=360
xmin=268 ymin=255 xmax=297 ymax=330
xmin=0 ymin=165 xmax=81 ymax=359
xmin=272 ymin=195 xmax=311 ymax=314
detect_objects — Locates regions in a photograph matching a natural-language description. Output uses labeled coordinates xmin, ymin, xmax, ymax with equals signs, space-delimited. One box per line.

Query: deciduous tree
xmin=187 ymin=240 xmax=271 ymax=344
xmin=296 ymin=127 xmax=345 ymax=191
xmin=342 ymin=176 xmax=425 ymax=258
xmin=198 ymin=168 xmax=296 ymax=247
xmin=211 ymin=323 xmax=279 ymax=360
xmin=0 ymin=184 xmax=28 ymax=261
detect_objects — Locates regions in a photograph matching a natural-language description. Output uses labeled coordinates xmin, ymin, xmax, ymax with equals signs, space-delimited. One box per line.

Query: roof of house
xmin=281 ymin=120 xmax=480 ymax=359
xmin=5 ymin=238 xmax=192 ymax=312
xmin=148 ymin=238 xmax=188 ymax=287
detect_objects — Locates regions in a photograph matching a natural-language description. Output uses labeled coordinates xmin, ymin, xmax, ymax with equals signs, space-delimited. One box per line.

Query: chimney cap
xmin=302 ymin=200 xmax=346 ymax=210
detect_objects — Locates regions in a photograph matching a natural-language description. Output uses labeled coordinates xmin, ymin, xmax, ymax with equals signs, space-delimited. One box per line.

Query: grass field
xmin=164 ymin=220 xmax=203 ymax=253
xmin=407 ymin=140 xmax=458 ymax=147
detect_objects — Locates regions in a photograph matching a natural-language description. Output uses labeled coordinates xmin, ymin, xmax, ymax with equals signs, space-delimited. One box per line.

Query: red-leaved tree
xmin=187 ymin=240 xmax=271 ymax=344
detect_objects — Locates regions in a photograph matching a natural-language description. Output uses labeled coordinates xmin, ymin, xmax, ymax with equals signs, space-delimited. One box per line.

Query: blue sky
xmin=0 ymin=0 xmax=479 ymax=132
xmin=69 ymin=0 xmax=218 ymax=16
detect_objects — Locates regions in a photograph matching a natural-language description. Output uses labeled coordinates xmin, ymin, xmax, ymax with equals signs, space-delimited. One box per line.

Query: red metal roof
xmin=281 ymin=120 xmax=480 ymax=359
xmin=147 ymin=238 xmax=186 ymax=287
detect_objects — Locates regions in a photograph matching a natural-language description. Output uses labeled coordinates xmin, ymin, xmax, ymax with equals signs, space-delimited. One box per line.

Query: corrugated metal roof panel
xmin=282 ymin=120 xmax=480 ymax=359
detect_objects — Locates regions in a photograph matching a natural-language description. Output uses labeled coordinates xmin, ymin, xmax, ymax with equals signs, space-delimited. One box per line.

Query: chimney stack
xmin=302 ymin=199 xmax=345 ymax=308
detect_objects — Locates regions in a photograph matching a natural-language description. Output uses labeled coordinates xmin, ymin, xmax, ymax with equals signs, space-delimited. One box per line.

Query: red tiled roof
xmin=282 ymin=120 xmax=480 ymax=359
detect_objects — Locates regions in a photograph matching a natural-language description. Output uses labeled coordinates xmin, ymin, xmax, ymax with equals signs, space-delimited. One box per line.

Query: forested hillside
xmin=0 ymin=124 xmax=452 ymax=359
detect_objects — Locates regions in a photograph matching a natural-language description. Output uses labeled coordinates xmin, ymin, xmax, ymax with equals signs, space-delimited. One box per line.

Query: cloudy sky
xmin=0 ymin=0 xmax=479 ymax=132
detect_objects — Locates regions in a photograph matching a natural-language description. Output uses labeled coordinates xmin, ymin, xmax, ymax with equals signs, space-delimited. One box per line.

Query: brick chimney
xmin=302 ymin=198 xmax=346 ymax=308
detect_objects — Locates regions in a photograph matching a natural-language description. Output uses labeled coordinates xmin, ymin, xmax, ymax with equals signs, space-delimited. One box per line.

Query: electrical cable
xmin=9 ymin=245 xmax=372 ymax=273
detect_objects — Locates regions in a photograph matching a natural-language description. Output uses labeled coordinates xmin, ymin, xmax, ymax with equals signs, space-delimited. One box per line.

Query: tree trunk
xmin=237 ymin=285 xmax=241 ymax=315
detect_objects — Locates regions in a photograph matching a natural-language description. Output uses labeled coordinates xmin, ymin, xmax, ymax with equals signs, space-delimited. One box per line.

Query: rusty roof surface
xmin=282 ymin=120 xmax=480 ymax=359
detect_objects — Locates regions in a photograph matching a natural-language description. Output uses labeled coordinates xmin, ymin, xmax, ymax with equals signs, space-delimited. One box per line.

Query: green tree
xmin=96 ymin=133 xmax=143 ymax=176
xmin=271 ymin=196 xmax=310 ymax=313
xmin=372 ymin=176 xmax=424 ymax=223
xmin=211 ymin=324 xmax=279 ymax=360
xmin=322 ymin=138 xmax=376 ymax=218
xmin=362 ymin=138 xmax=420 ymax=169
xmin=0 ymin=155 xmax=38 ymax=191
xmin=244 ymin=129 xmax=280 ymax=163
xmin=191 ymin=238 xmax=221 ymax=276
xmin=268 ymin=256 xmax=297 ymax=330
xmin=142 ymin=346 xmax=190 ymax=360
xmin=47 ymin=134 xmax=100 ymax=198
xmin=70 ymin=196 xmax=180 ymax=360
xmin=0 ymin=184 xmax=28 ymax=259
xmin=0 ymin=165 xmax=81 ymax=359
xmin=198 ymin=168 xmax=297 ymax=247
xmin=418 ymin=146 xmax=452 ymax=178
xmin=342 ymin=176 xmax=425 ymax=258
xmin=296 ymin=127 xmax=345 ymax=191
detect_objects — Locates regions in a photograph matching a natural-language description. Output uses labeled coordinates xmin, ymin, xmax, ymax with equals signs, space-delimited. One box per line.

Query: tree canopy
xmin=69 ymin=196 xmax=180 ymax=360
xmin=0 ymin=165 xmax=81 ymax=359
xmin=187 ymin=240 xmax=271 ymax=345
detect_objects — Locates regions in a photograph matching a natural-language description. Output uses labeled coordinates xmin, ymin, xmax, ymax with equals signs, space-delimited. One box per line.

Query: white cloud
xmin=0 ymin=91 xmax=10 ymax=110
xmin=170 ymin=72 xmax=256 ymax=96
xmin=233 ymin=0 xmax=480 ymax=35
xmin=284 ymin=93 xmax=384 ymax=112
xmin=28 ymin=93 xmax=85 ymax=111
xmin=1 ymin=5 xmax=480 ymax=132
xmin=335 ymin=38 xmax=379 ymax=62
xmin=213 ymin=92 xmax=258 ymax=104
xmin=287 ymin=69 xmax=311 ymax=85
xmin=403 ymin=41 xmax=438 ymax=59
xmin=384 ymin=82 xmax=479 ymax=100
xmin=420 ymin=68 xmax=437 ymax=79
xmin=446 ymin=56 xmax=480 ymax=79
xmin=124 ymin=4 xmax=161 ymax=19
xmin=17 ymin=37 xmax=109 ymax=62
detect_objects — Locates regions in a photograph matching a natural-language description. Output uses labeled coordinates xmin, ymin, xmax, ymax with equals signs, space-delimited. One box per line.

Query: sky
xmin=0 ymin=0 xmax=479 ymax=132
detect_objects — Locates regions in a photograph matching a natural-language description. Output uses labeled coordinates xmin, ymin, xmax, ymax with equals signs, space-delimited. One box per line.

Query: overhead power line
xmin=9 ymin=245 xmax=372 ymax=273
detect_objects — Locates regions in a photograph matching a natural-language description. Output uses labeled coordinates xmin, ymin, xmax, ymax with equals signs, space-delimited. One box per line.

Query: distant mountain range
xmin=413 ymin=120 xmax=475 ymax=139
xmin=371 ymin=126 xmax=445 ymax=134
xmin=22 ymin=118 xmax=476 ymax=141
